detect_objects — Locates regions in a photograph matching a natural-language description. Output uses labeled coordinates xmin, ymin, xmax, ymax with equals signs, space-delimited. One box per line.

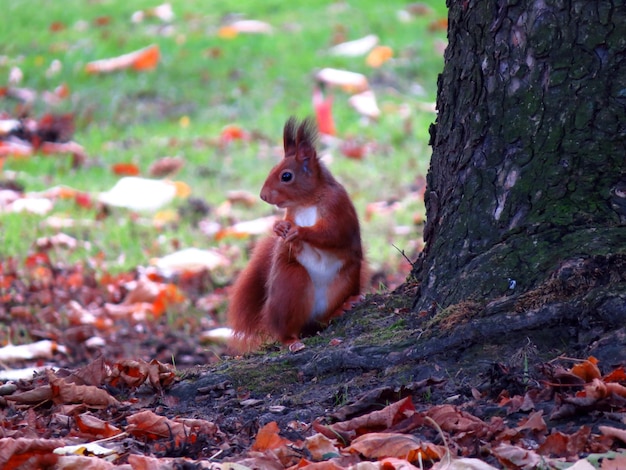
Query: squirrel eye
xmin=281 ymin=171 xmax=293 ymax=183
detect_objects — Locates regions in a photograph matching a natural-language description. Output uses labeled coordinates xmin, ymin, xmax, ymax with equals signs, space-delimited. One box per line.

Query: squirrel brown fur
xmin=227 ymin=117 xmax=367 ymax=349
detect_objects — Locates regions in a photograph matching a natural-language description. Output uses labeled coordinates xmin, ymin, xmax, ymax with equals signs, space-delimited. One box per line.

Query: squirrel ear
xmin=295 ymin=117 xmax=318 ymax=163
xmin=283 ymin=117 xmax=298 ymax=158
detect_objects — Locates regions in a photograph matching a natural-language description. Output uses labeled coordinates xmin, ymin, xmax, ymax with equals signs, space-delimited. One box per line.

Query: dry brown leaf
xmin=516 ymin=410 xmax=546 ymax=433
xmin=126 ymin=410 xmax=186 ymax=440
xmin=293 ymin=459 xmax=347 ymax=469
xmin=315 ymin=397 xmax=415 ymax=441
xmin=599 ymin=425 xmax=626 ymax=444
xmin=5 ymin=385 xmax=53 ymax=405
xmin=426 ymin=405 xmax=489 ymax=436
xmin=303 ymin=433 xmax=340 ymax=460
xmin=149 ymin=156 xmax=184 ymax=177
xmin=174 ymin=417 xmax=219 ymax=438
xmin=0 ymin=437 xmax=67 ymax=469
xmin=492 ymin=443 xmax=543 ymax=469
xmin=49 ymin=371 xmax=120 ymax=407
xmin=537 ymin=426 xmax=590 ymax=458
xmin=347 ymin=432 xmax=444 ymax=462
xmin=75 ymin=412 xmax=122 ymax=438
xmin=111 ymin=359 xmax=150 ymax=388
xmin=56 ymin=455 xmax=121 ymax=469
xmin=147 ymin=359 xmax=176 ymax=389
xmin=227 ymin=189 xmax=258 ymax=207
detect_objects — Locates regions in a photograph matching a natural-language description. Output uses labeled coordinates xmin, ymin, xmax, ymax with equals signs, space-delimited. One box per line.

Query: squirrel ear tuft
xmin=283 ymin=117 xmax=298 ymax=157
xmin=295 ymin=117 xmax=318 ymax=161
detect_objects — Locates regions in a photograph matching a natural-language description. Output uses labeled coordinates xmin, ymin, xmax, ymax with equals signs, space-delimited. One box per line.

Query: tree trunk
xmin=413 ymin=0 xmax=626 ymax=318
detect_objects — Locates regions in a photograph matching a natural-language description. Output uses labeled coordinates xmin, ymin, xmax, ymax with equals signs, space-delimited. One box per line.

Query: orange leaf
xmin=132 ymin=44 xmax=160 ymax=71
xmin=366 ymin=45 xmax=393 ymax=68
xmin=428 ymin=18 xmax=448 ymax=32
xmin=603 ymin=365 xmax=626 ymax=383
xmin=251 ymin=421 xmax=291 ymax=451
xmin=220 ymin=124 xmax=248 ymax=143
xmin=112 ymin=162 xmax=140 ymax=176
xmin=75 ymin=413 xmax=121 ymax=438
xmin=217 ymin=25 xmax=238 ymax=39
xmin=85 ymin=44 xmax=160 ymax=74
xmin=570 ymin=357 xmax=601 ymax=382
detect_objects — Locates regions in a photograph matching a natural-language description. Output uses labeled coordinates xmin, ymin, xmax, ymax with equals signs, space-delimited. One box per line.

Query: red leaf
xmin=111 ymin=162 xmax=140 ymax=176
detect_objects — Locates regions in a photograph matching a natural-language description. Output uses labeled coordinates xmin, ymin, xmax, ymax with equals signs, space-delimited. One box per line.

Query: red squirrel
xmin=228 ymin=117 xmax=367 ymax=349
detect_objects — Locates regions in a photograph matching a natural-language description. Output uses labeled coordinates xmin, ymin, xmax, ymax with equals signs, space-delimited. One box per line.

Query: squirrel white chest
xmin=294 ymin=206 xmax=318 ymax=227
xmin=293 ymin=206 xmax=343 ymax=318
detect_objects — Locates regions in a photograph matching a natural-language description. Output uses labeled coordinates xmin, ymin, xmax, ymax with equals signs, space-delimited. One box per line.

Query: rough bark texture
xmin=413 ymin=0 xmax=626 ymax=313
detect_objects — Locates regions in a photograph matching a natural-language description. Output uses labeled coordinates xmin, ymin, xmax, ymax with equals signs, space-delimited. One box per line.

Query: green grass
xmin=0 ymin=0 xmax=446 ymax=280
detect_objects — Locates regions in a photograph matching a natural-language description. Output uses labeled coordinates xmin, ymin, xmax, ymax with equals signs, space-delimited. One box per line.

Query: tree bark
xmin=413 ymin=0 xmax=626 ymax=315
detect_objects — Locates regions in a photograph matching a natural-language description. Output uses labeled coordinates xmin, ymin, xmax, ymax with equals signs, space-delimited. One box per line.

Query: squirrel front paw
xmin=273 ymin=220 xmax=292 ymax=239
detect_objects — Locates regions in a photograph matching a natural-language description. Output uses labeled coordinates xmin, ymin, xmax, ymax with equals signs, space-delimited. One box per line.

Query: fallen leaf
xmin=366 ymin=45 xmax=393 ymax=67
xmin=347 ymin=432 xmax=444 ymax=462
xmin=0 ymin=438 xmax=67 ymax=469
xmin=126 ymin=410 xmax=186 ymax=441
xmin=85 ymin=44 xmax=160 ymax=74
xmin=251 ymin=421 xmax=291 ymax=451
xmin=329 ymin=34 xmax=379 ymax=57
xmin=314 ymin=397 xmax=416 ymax=441
xmin=111 ymin=162 xmax=140 ymax=176
xmin=49 ymin=371 xmax=120 ymax=407
xmin=603 ymin=365 xmax=626 ymax=383
xmin=571 ymin=357 xmax=601 ymax=382
xmin=599 ymin=425 xmax=626 ymax=444
xmin=218 ymin=19 xmax=273 ymax=38
xmin=349 ymin=90 xmax=381 ymax=119
xmin=215 ymin=215 xmax=276 ymax=240
xmin=428 ymin=18 xmax=448 ymax=32
xmin=303 ymin=433 xmax=340 ymax=460
xmin=492 ymin=443 xmax=543 ymax=469
xmin=131 ymin=3 xmax=175 ymax=23
xmin=149 ymin=156 xmax=184 ymax=177
xmin=220 ymin=124 xmax=249 ymax=144
xmin=0 ymin=340 xmax=67 ymax=362
xmin=154 ymin=247 xmax=230 ymax=273
xmin=98 ymin=177 xmax=176 ymax=211
xmin=315 ymin=68 xmax=369 ymax=93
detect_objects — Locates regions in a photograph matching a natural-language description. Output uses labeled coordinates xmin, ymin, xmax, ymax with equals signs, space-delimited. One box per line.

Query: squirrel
xmin=227 ymin=117 xmax=367 ymax=349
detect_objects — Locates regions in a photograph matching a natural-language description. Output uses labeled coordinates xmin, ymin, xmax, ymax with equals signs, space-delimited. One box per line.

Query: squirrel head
xmin=260 ymin=117 xmax=322 ymax=209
